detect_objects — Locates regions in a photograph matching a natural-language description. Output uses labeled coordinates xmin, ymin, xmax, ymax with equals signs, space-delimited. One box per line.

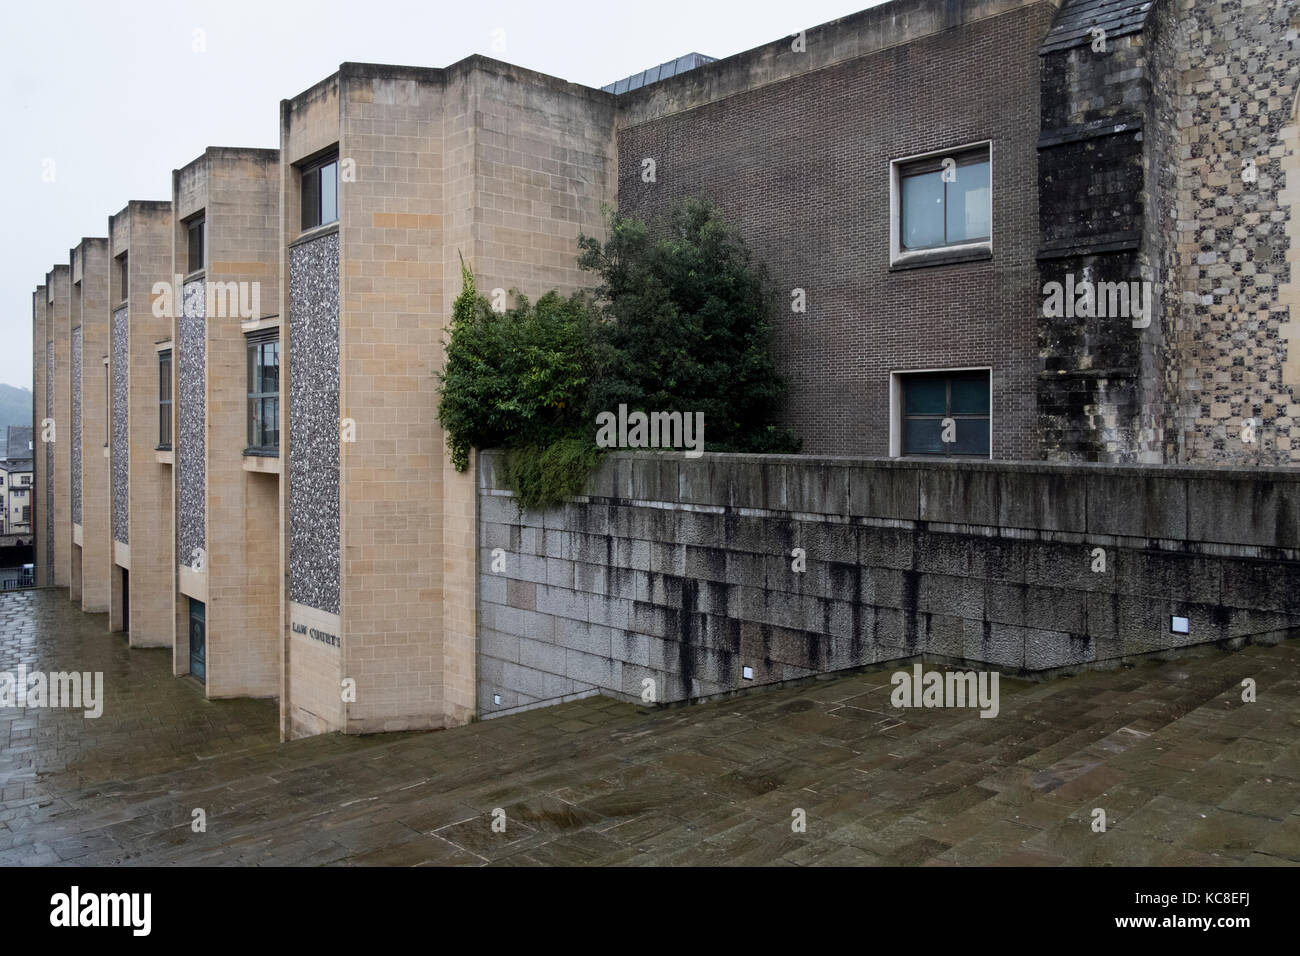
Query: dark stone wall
xmin=288 ymin=233 xmax=340 ymax=615
xmin=1037 ymin=22 xmax=1162 ymax=463
xmin=613 ymin=3 xmax=1055 ymax=460
xmin=477 ymin=451 xmax=1300 ymax=716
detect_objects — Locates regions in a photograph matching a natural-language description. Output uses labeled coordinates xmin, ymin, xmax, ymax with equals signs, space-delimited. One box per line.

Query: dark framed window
xmin=300 ymin=155 xmax=339 ymax=231
xmin=187 ymin=217 xmax=205 ymax=273
xmin=103 ymin=360 xmax=110 ymax=448
xmin=157 ymin=349 xmax=172 ymax=450
xmin=898 ymin=146 xmax=991 ymax=251
xmin=22 ymin=506 xmax=30 ymax=522
xmin=246 ymin=331 xmax=279 ymax=453
xmin=116 ymin=253 xmax=128 ymax=304
xmin=900 ymin=369 xmax=990 ymax=457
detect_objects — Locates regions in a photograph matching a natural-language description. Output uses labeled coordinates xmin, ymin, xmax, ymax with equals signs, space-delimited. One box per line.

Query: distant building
xmin=0 ymin=425 xmax=34 ymax=536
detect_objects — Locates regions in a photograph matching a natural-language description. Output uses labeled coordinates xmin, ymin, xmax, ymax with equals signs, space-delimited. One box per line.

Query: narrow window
xmin=158 ymin=349 xmax=172 ymax=450
xmin=246 ymin=331 xmax=279 ymax=454
xmin=116 ymin=253 xmax=129 ymax=304
xmin=300 ymin=155 xmax=339 ymax=231
xmin=187 ymin=217 xmax=205 ymax=274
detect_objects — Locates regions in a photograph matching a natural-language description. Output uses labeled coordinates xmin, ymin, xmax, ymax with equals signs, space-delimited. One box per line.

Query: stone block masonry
xmin=109 ymin=201 xmax=175 ymax=648
xmin=74 ymin=237 xmax=111 ymax=614
xmin=477 ymin=451 xmax=1300 ymax=716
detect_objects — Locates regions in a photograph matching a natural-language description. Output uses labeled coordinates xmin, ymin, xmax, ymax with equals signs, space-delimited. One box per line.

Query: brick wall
xmin=614 ymin=0 xmax=1055 ymax=459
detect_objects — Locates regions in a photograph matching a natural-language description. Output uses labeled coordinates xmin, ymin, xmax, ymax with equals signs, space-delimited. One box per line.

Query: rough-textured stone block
xmin=847 ymin=464 xmax=919 ymax=520
xmin=1186 ymin=476 xmax=1300 ymax=549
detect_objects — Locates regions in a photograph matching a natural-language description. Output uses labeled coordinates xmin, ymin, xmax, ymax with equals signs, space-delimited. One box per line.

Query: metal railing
xmin=0 ymin=564 xmax=41 ymax=590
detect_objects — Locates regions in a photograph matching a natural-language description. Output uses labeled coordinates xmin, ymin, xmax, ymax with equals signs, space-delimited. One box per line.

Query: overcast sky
xmin=0 ymin=0 xmax=888 ymax=391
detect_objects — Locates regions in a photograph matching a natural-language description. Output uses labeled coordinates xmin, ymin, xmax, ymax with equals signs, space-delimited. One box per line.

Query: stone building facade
xmin=70 ymin=236 xmax=111 ymax=613
xmin=26 ymin=0 xmax=1300 ymax=736
xmin=107 ymin=201 xmax=175 ymax=647
xmin=170 ymin=147 xmax=282 ymax=700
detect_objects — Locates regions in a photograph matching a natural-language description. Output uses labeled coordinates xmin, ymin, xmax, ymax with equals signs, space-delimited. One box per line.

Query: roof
xmin=4 ymin=425 xmax=32 ymax=460
xmin=1040 ymin=0 xmax=1155 ymax=55
xmin=0 ymin=458 xmax=32 ymax=473
xmin=601 ymin=53 xmax=717 ymax=95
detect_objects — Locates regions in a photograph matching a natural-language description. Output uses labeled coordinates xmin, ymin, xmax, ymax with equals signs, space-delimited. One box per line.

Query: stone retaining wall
xmin=477 ymin=451 xmax=1300 ymax=717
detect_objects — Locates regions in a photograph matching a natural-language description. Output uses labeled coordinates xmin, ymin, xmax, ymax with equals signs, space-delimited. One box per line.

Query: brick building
xmin=26 ymin=0 xmax=1300 ymax=734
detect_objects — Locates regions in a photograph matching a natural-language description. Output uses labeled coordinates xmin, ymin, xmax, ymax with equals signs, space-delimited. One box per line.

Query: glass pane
xmin=946 ymin=160 xmax=990 ymax=243
xmin=901 ymin=170 xmax=944 ymax=249
xmin=904 ymin=377 xmax=946 ymax=415
xmin=262 ymin=341 xmax=279 ymax=393
xmin=903 ymin=418 xmax=946 ymax=455
xmin=188 ymin=220 xmax=204 ymax=272
xmin=252 ymin=344 xmax=264 ymax=393
xmin=321 ymin=162 xmax=338 ymax=225
xmin=948 ymin=418 xmax=990 ymax=456
xmin=301 ymin=167 xmax=319 ymax=230
xmin=247 ymin=395 xmax=256 ymax=448
xmin=264 ymin=398 xmax=279 ymax=448
xmin=950 ymin=374 xmax=990 ymax=415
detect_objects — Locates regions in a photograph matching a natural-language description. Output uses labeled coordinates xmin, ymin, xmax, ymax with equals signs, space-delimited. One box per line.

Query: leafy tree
xmin=577 ymin=199 xmax=800 ymax=453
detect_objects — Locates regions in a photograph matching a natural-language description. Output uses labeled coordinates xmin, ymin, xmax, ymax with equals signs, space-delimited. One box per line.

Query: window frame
xmin=157 ymin=348 xmax=172 ymax=451
xmin=889 ymin=366 xmax=993 ymax=459
xmin=889 ymin=141 xmax=993 ymax=270
xmin=300 ymin=153 xmax=340 ymax=233
xmin=245 ymin=330 xmax=280 ymax=456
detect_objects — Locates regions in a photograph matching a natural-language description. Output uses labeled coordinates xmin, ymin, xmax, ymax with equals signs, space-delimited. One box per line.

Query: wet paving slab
xmin=1 ymin=588 xmax=1298 ymax=866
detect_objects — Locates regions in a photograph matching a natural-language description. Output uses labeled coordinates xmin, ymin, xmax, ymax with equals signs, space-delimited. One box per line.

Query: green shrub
xmin=437 ymin=254 xmax=598 ymax=479
xmin=438 ymin=200 xmax=801 ymax=511
xmin=577 ymin=199 xmax=800 ymax=454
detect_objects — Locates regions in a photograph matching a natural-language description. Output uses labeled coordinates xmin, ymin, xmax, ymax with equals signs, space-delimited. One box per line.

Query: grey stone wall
xmin=111 ymin=305 xmax=128 ymax=545
xmin=71 ymin=326 xmax=81 ymax=526
xmin=177 ymin=280 xmax=205 ymax=564
xmin=288 ymin=232 xmax=340 ymax=615
xmin=477 ymin=451 xmax=1300 ymax=717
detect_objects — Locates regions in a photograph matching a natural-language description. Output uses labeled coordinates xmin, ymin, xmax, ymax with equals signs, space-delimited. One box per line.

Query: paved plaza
xmin=0 ymin=589 xmax=1297 ymax=866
